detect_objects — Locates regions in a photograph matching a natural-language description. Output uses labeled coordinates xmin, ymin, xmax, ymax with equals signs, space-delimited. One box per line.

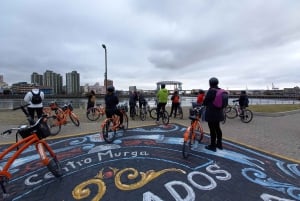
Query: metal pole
xmin=102 ymin=44 xmax=107 ymax=93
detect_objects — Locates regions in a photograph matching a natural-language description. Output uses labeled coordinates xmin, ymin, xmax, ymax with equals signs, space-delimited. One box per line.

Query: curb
xmin=253 ymin=109 xmax=300 ymax=117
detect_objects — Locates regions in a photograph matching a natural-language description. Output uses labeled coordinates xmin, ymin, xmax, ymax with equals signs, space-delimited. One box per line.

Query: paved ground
xmin=0 ymin=123 xmax=299 ymax=201
xmin=1 ymin=109 xmax=300 ymax=162
xmin=0 ymin=108 xmax=300 ymax=201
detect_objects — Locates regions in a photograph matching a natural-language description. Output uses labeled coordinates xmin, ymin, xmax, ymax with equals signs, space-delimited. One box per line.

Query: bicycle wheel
xmin=130 ymin=107 xmax=136 ymax=120
xmin=222 ymin=114 xmax=226 ymax=124
xmin=86 ymin=108 xmax=101 ymax=121
xmin=161 ymin=111 xmax=169 ymax=125
xmin=69 ymin=112 xmax=80 ymax=126
xmin=240 ymin=109 xmax=253 ymax=123
xmin=182 ymin=140 xmax=192 ymax=158
xmin=102 ymin=119 xmax=116 ymax=143
xmin=226 ymin=107 xmax=237 ymax=119
xmin=140 ymin=108 xmax=146 ymax=121
xmin=177 ymin=107 xmax=183 ymax=119
xmin=149 ymin=108 xmax=157 ymax=120
xmin=222 ymin=109 xmax=226 ymax=124
xmin=47 ymin=116 xmax=61 ymax=136
xmin=122 ymin=114 xmax=129 ymax=130
xmin=47 ymin=158 xmax=63 ymax=177
xmin=195 ymin=122 xmax=204 ymax=142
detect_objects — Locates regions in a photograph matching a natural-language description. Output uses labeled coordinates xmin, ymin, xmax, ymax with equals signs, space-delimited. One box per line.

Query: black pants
xmin=106 ymin=109 xmax=123 ymax=124
xmin=129 ymin=103 xmax=136 ymax=117
xmin=169 ymin=102 xmax=179 ymax=117
xmin=156 ymin=102 xmax=167 ymax=121
xmin=207 ymin=121 xmax=222 ymax=147
xmin=27 ymin=107 xmax=44 ymax=125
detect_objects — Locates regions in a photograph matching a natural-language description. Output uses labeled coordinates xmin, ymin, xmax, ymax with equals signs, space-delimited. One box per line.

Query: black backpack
xmin=31 ymin=90 xmax=42 ymax=104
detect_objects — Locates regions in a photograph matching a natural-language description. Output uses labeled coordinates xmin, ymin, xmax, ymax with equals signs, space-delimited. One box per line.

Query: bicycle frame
xmin=0 ymin=106 xmax=63 ymax=195
xmin=183 ymin=116 xmax=204 ymax=143
xmin=0 ymin=133 xmax=56 ymax=180
xmin=101 ymin=115 xmax=120 ymax=130
xmin=54 ymin=105 xmax=79 ymax=125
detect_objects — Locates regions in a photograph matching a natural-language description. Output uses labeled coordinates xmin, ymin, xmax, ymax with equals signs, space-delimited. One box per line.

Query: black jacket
xmin=203 ymin=87 xmax=224 ymax=122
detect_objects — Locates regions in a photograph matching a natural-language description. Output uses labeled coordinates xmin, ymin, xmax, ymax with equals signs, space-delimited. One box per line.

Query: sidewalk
xmin=1 ymin=110 xmax=299 ymax=162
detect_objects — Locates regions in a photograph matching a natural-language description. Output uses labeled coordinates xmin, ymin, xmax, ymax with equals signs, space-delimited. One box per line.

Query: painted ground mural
xmin=0 ymin=124 xmax=299 ymax=201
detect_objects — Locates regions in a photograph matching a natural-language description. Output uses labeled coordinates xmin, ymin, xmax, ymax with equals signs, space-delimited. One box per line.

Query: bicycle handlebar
xmin=13 ymin=104 xmax=30 ymax=111
xmin=0 ymin=114 xmax=48 ymax=136
xmin=1 ymin=129 xmax=13 ymax=135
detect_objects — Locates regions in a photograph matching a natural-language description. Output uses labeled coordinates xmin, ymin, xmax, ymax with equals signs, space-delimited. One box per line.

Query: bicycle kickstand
xmin=0 ymin=181 xmax=9 ymax=198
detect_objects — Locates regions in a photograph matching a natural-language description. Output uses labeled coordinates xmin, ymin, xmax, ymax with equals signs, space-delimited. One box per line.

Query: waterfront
xmin=0 ymin=96 xmax=300 ymax=110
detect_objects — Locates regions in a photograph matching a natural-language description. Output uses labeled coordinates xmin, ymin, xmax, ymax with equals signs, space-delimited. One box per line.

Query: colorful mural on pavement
xmin=0 ymin=124 xmax=299 ymax=201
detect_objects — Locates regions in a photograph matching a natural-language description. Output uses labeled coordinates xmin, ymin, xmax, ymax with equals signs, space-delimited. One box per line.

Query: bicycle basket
xmin=18 ymin=121 xmax=51 ymax=139
xmin=18 ymin=125 xmax=34 ymax=138
xmin=189 ymin=107 xmax=203 ymax=118
xmin=49 ymin=102 xmax=58 ymax=110
xmin=68 ymin=104 xmax=73 ymax=111
xmin=36 ymin=121 xmax=51 ymax=139
xmin=117 ymin=104 xmax=128 ymax=112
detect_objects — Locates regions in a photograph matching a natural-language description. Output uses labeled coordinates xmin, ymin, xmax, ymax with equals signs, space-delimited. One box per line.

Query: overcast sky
xmin=1 ymin=0 xmax=300 ymax=91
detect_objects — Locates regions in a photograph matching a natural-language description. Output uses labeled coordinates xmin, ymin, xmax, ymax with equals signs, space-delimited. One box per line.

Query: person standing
xmin=203 ymin=77 xmax=224 ymax=151
xmin=169 ymin=90 xmax=180 ymax=118
xmin=87 ymin=90 xmax=96 ymax=112
xmin=129 ymin=90 xmax=138 ymax=119
xmin=105 ymin=86 xmax=123 ymax=127
xmin=137 ymin=91 xmax=147 ymax=109
xmin=24 ymin=85 xmax=45 ymax=124
xmin=196 ymin=89 xmax=205 ymax=106
xmin=156 ymin=84 xmax=169 ymax=123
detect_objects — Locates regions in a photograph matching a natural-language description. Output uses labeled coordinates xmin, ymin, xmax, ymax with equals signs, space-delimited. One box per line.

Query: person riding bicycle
xmin=156 ymin=83 xmax=169 ymax=123
xmin=233 ymin=90 xmax=249 ymax=116
xmin=104 ymin=86 xmax=124 ymax=128
xmin=86 ymin=90 xmax=96 ymax=114
xmin=169 ymin=90 xmax=180 ymax=118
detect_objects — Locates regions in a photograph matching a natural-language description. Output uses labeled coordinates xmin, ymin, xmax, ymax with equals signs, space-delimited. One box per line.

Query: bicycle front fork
xmin=36 ymin=141 xmax=57 ymax=166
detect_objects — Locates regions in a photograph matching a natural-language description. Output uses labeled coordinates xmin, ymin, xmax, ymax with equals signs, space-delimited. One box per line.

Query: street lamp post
xmin=102 ymin=44 xmax=107 ymax=93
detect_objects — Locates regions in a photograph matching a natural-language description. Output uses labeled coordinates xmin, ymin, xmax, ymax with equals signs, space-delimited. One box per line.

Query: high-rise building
xmin=66 ymin=70 xmax=80 ymax=95
xmin=31 ymin=72 xmax=43 ymax=86
xmin=43 ymin=70 xmax=63 ymax=94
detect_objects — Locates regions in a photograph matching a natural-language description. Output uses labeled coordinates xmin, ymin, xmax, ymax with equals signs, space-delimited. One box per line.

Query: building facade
xmin=66 ymin=70 xmax=80 ymax=95
xmin=31 ymin=72 xmax=43 ymax=86
xmin=43 ymin=70 xmax=63 ymax=94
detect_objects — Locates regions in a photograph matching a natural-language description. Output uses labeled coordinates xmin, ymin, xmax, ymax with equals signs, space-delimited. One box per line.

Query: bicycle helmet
xmin=209 ymin=77 xmax=219 ymax=87
xmin=107 ymin=85 xmax=115 ymax=92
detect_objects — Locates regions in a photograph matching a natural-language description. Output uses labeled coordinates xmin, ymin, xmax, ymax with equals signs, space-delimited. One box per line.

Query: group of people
xmin=128 ymin=90 xmax=147 ymax=119
xmin=24 ymin=79 xmax=248 ymax=153
xmin=156 ymin=77 xmax=249 ymax=152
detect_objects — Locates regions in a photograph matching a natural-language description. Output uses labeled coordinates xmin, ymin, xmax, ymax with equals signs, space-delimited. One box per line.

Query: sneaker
xmin=205 ymin=145 xmax=216 ymax=152
xmin=155 ymin=121 xmax=160 ymax=124
xmin=119 ymin=124 xmax=124 ymax=129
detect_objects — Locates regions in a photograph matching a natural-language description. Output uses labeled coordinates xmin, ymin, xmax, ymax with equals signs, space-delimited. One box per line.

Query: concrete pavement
xmin=1 ymin=109 xmax=299 ymax=162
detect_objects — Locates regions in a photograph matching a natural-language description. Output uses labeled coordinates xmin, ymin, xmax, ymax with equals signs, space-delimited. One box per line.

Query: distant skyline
xmin=1 ymin=0 xmax=300 ymax=90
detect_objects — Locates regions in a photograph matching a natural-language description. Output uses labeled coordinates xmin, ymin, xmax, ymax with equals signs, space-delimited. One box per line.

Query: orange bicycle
xmin=182 ymin=106 xmax=205 ymax=159
xmin=86 ymin=104 xmax=105 ymax=121
xmin=46 ymin=101 xmax=80 ymax=135
xmin=0 ymin=105 xmax=63 ymax=196
xmin=101 ymin=104 xmax=129 ymax=143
